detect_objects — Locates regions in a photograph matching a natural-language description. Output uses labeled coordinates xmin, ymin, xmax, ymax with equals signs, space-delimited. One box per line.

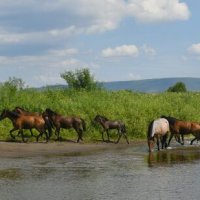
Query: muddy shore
xmin=0 ymin=141 xmax=139 ymax=158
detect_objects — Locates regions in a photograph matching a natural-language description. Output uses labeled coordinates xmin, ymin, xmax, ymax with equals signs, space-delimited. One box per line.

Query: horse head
xmin=93 ymin=115 xmax=108 ymax=124
xmin=147 ymin=120 xmax=155 ymax=152
xmin=147 ymin=138 xmax=155 ymax=152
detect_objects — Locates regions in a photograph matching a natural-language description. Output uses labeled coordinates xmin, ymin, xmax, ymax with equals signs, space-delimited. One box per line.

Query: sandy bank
xmin=0 ymin=141 xmax=138 ymax=158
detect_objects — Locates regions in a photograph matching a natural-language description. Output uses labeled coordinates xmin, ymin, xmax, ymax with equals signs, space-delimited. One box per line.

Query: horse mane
xmin=147 ymin=120 xmax=154 ymax=139
xmin=46 ymin=108 xmax=57 ymax=115
xmin=161 ymin=115 xmax=178 ymax=125
xmin=98 ymin=115 xmax=109 ymax=121
xmin=15 ymin=106 xmax=26 ymax=111
xmin=7 ymin=110 xmax=21 ymax=118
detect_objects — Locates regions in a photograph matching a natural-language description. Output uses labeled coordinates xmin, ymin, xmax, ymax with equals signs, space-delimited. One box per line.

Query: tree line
xmin=0 ymin=68 xmax=188 ymax=93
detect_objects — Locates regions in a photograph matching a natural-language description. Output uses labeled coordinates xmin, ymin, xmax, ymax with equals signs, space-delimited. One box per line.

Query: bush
xmin=60 ymin=68 xmax=102 ymax=90
xmin=167 ymin=82 xmax=187 ymax=92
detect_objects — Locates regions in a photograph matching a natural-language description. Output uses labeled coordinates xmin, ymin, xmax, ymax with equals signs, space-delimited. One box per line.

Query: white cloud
xmin=141 ymin=44 xmax=156 ymax=56
xmin=127 ymin=73 xmax=141 ymax=80
xmin=0 ymin=0 xmax=190 ymax=45
xmin=48 ymin=48 xmax=79 ymax=57
xmin=102 ymin=45 xmax=139 ymax=57
xmin=127 ymin=0 xmax=190 ymax=23
xmin=188 ymin=43 xmax=200 ymax=55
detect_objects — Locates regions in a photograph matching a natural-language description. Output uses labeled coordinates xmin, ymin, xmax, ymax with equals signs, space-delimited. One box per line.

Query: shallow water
xmin=1 ymin=143 xmax=200 ymax=200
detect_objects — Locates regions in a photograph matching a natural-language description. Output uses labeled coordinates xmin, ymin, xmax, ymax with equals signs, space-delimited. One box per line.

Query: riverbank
xmin=0 ymin=141 xmax=141 ymax=158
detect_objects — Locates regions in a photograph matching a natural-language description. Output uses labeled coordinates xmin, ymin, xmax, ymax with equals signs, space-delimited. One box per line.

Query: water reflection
xmin=0 ymin=168 xmax=22 ymax=180
xmin=147 ymin=146 xmax=200 ymax=167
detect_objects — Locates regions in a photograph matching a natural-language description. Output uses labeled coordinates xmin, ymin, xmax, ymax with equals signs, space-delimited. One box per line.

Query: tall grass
xmin=1 ymin=86 xmax=200 ymax=141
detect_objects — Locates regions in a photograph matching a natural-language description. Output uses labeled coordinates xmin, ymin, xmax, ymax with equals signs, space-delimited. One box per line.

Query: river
xmin=1 ymin=142 xmax=200 ymax=200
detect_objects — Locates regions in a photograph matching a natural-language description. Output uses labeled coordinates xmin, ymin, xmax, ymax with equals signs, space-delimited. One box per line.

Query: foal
xmin=93 ymin=115 xmax=129 ymax=144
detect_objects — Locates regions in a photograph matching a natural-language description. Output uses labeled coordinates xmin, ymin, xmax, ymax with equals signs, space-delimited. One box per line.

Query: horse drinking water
xmin=147 ymin=118 xmax=169 ymax=152
xmin=93 ymin=115 xmax=129 ymax=144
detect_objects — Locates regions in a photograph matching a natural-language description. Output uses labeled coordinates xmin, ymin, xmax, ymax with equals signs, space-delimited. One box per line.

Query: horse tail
xmin=81 ymin=118 xmax=86 ymax=131
xmin=43 ymin=116 xmax=53 ymax=138
xmin=147 ymin=120 xmax=154 ymax=139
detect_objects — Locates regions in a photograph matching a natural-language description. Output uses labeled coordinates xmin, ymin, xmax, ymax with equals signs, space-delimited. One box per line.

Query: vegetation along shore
xmin=0 ymin=70 xmax=199 ymax=143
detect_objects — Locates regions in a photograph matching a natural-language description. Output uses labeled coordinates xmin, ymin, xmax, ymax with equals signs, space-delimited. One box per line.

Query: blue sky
xmin=0 ymin=0 xmax=199 ymax=87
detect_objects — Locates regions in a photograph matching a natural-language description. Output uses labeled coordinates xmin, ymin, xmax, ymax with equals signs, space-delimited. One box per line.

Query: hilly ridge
xmin=40 ymin=77 xmax=200 ymax=93
xmin=102 ymin=77 xmax=200 ymax=93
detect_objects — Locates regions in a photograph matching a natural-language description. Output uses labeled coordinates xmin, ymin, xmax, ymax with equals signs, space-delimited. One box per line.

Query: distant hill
xmin=102 ymin=77 xmax=200 ymax=93
xmin=39 ymin=77 xmax=200 ymax=93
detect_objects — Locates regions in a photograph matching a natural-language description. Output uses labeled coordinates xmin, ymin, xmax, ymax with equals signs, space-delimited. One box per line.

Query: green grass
xmin=1 ymin=87 xmax=200 ymax=142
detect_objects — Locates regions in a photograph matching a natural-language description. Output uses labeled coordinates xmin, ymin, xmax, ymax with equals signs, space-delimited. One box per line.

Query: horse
xmin=93 ymin=115 xmax=129 ymax=144
xmin=43 ymin=108 xmax=86 ymax=143
xmin=0 ymin=109 xmax=49 ymax=142
xmin=13 ymin=106 xmax=53 ymax=138
xmin=147 ymin=118 xmax=170 ymax=152
xmin=161 ymin=115 xmax=200 ymax=146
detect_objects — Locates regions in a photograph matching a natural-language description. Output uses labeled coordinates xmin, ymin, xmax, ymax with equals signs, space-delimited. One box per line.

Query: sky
xmin=0 ymin=0 xmax=200 ymax=87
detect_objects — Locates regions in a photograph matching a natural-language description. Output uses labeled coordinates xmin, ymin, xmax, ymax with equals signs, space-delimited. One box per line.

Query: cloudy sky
xmin=0 ymin=0 xmax=199 ymax=87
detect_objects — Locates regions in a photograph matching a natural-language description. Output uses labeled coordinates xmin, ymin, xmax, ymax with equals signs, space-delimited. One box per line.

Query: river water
xmin=1 ymin=142 xmax=200 ymax=200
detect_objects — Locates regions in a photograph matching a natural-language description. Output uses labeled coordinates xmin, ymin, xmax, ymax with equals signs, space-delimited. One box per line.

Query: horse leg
xmin=20 ymin=129 xmax=26 ymax=142
xmin=106 ymin=130 xmax=110 ymax=142
xmin=181 ymin=134 xmax=184 ymax=145
xmin=9 ymin=128 xmax=18 ymax=140
xmin=156 ymin=136 xmax=160 ymax=151
xmin=167 ymin=133 xmax=174 ymax=147
xmin=190 ymin=137 xmax=197 ymax=145
xmin=55 ymin=128 xmax=60 ymax=141
xmin=121 ymin=127 xmax=129 ymax=144
xmin=35 ymin=128 xmax=43 ymax=142
xmin=101 ymin=131 xmax=105 ymax=142
xmin=29 ymin=129 xmax=36 ymax=138
xmin=77 ymin=128 xmax=83 ymax=142
xmin=161 ymin=135 xmax=167 ymax=149
xmin=124 ymin=133 xmax=129 ymax=144
xmin=76 ymin=129 xmax=82 ymax=143
xmin=161 ymin=136 xmax=165 ymax=149
xmin=44 ymin=130 xmax=49 ymax=142
xmin=115 ymin=131 xmax=122 ymax=144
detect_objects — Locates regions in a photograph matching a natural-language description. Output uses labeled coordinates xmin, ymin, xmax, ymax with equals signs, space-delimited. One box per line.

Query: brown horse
xmin=161 ymin=115 xmax=200 ymax=146
xmin=13 ymin=106 xmax=53 ymax=138
xmin=0 ymin=109 xmax=49 ymax=142
xmin=93 ymin=115 xmax=129 ymax=144
xmin=147 ymin=118 xmax=170 ymax=152
xmin=43 ymin=108 xmax=86 ymax=143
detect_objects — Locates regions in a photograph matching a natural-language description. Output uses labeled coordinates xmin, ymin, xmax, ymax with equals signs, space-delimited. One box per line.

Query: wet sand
xmin=0 ymin=141 xmax=136 ymax=158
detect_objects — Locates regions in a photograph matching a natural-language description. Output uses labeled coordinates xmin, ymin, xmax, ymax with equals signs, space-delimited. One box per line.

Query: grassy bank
xmin=0 ymin=87 xmax=200 ymax=141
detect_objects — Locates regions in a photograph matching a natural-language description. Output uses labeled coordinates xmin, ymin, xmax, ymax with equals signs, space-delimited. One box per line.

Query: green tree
xmin=167 ymin=82 xmax=187 ymax=92
xmin=0 ymin=77 xmax=25 ymax=91
xmin=0 ymin=77 xmax=26 ymax=106
xmin=60 ymin=68 xmax=101 ymax=90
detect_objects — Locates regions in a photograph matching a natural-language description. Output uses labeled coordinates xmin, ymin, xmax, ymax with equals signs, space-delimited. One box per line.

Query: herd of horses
xmin=1 ymin=107 xmax=200 ymax=152
xmin=0 ymin=107 xmax=129 ymax=144
xmin=147 ymin=116 xmax=200 ymax=152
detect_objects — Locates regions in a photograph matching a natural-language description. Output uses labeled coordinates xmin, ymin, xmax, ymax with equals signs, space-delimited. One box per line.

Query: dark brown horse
xmin=93 ymin=115 xmax=129 ymax=144
xmin=161 ymin=115 xmax=200 ymax=146
xmin=0 ymin=109 xmax=49 ymax=142
xmin=43 ymin=108 xmax=86 ymax=143
xmin=13 ymin=106 xmax=53 ymax=138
